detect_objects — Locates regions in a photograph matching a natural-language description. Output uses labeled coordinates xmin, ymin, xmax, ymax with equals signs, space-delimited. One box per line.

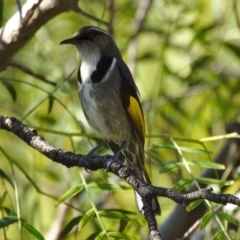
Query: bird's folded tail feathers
xmin=134 ymin=166 xmax=161 ymax=216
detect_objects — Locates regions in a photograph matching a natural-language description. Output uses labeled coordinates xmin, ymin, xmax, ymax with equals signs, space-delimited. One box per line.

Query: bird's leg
xmin=106 ymin=141 xmax=126 ymax=172
xmin=84 ymin=140 xmax=107 ymax=172
xmin=87 ymin=141 xmax=107 ymax=157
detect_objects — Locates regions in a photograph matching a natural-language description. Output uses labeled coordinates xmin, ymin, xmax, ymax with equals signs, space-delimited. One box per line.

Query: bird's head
xmin=60 ymin=26 xmax=121 ymax=61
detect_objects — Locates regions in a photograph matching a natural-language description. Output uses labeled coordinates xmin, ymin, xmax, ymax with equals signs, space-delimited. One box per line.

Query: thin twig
xmin=9 ymin=61 xmax=57 ymax=86
xmin=74 ymin=6 xmax=109 ymax=26
xmin=127 ymin=0 xmax=153 ymax=74
xmin=107 ymin=0 xmax=115 ymax=35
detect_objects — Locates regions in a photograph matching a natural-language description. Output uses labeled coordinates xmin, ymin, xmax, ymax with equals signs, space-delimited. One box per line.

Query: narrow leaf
xmin=79 ymin=209 xmax=95 ymax=229
xmin=88 ymin=182 xmax=130 ymax=191
xmin=216 ymin=212 xmax=239 ymax=226
xmin=2 ymin=81 xmax=17 ymax=102
xmin=0 ymin=169 xmax=14 ymax=188
xmin=22 ymin=221 xmax=44 ymax=240
xmin=173 ymin=179 xmax=193 ymax=192
xmin=152 ymin=143 xmax=211 ymax=154
xmin=56 ymin=184 xmax=84 ymax=206
xmin=186 ymin=199 xmax=203 ymax=212
xmin=108 ymin=231 xmax=135 ymax=240
xmin=48 ymin=95 xmax=54 ymax=114
xmin=95 ymin=231 xmax=107 ymax=240
xmin=0 ymin=191 xmax=7 ymax=206
xmin=187 ymin=161 xmax=225 ymax=170
xmin=0 ymin=216 xmax=18 ymax=228
xmin=213 ymin=230 xmax=225 ymax=240
xmin=224 ymin=42 xmax=240 ymax=59
xmin=99 ymin=209 xmax=140 ymax=224
xmin=201 ymin=212 xmax=214 ymax=228
xmin=160 ymin=162 xmax=184 ymax=173
xmin=60 ymin=216 xmax=82 ymax=239
xmin=196 ymin=177 xmax=233 ymax=186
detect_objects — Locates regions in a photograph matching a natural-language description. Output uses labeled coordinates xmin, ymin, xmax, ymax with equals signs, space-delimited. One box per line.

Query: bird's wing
xmin=117 ymin=62 xmax=145 ymax=164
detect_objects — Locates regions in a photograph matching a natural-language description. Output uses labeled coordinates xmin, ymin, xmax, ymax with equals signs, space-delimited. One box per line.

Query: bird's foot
xmin=84 ymin=141 xmax=106 ymax=172
xmin=106 ymin=141 xmax=126 ymax=174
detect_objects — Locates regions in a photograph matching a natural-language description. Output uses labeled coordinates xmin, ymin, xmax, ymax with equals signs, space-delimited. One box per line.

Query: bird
xmin=60 ymin=26 xmax=160 ymax=215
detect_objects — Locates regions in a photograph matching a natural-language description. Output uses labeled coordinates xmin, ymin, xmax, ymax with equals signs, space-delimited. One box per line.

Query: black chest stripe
xmin=91 ymin=56 xmax=113 ymax=83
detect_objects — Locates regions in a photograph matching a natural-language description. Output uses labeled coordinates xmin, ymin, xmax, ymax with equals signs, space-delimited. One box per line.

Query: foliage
xmin=0 ymin=0 xmax=240 ymax=239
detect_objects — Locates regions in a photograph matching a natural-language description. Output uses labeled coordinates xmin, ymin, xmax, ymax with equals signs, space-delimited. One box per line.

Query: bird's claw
xmin=105 ymin=141 xmax=126 ymax=176
xmin=84 ymin=141 xmax=106 ymax=172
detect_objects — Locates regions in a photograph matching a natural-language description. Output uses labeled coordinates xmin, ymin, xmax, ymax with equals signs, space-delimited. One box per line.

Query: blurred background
xmin=0 ymin=0 xmax=240 ymax=239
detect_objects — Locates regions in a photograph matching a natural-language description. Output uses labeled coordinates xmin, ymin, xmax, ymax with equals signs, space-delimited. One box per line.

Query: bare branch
xmin=1 ymin=115 xmax=240 ymax=239
xmin=127 ymin=0 xmax=153 ymax=74
xmin=74 ymin=7 xmax=109 ymax=26
xmin=0 ymin=0 xmax=109 ymax=72
xmin=9 ymin=61 xmax=57 ymax=86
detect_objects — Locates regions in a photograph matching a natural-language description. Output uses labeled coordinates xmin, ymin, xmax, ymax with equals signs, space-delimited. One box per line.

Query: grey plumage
xmin=60 ymin=26 xmax=160 ymax=215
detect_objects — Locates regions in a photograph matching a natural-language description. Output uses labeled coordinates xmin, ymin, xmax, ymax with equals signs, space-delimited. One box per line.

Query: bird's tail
xmin=124 ymin=148 xmax=161 ymax=215
xmin=134 ymin=164 xmax=161 ymax=215
xmin=108 ymin=141 xmax=161 ymax=215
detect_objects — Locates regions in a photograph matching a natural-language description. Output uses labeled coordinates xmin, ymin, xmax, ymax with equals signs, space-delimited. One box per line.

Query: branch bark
xmin=0 ymin=0 xmax=108 ymax=72
xmin=1 ymin=115 xmax=240 ymax=240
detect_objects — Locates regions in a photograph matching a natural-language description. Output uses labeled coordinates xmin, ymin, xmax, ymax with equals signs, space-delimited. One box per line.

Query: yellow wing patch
xmin=127 ymin=96 xmax=146 ymax=141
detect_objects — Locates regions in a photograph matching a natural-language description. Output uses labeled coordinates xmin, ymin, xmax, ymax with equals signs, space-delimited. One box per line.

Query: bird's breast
xmin=79 ymin=79 xmax=132 ymax=144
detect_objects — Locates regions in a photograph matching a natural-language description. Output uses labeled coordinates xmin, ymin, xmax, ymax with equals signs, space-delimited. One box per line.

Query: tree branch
xmin=0 ymin=115 xmax=239 ymax=240
xmin=127 ymin=0 xmax=153 ymax=74
xmin=9 ymin=61 xmax=57 ymax=86
xmin=0 ymin=0 xmax=109 ymax=72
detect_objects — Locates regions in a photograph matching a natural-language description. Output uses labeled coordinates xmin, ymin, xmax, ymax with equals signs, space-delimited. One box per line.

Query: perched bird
xmin=60 ymin=26 xmax=160 ymax=215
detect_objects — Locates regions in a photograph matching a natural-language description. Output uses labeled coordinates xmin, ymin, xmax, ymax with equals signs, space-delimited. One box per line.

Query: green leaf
xmin=186 ymin=199 xmax=203 ymax=212
xmin=99 ymin=209 xmax=141 ymax=224
xmin=224 ymin=42 xmax=240 ymax=59
xmin=2 ymin=207 xmax=15 ymax=216
xmin=173 ymin=179 xmax=193 ymax=192
xmin=56 ymin=184 xmax=84 ymax=206
xmin=79 ymin=208 xmax=95 ymax=229
xmin=213 ymin=230 xmax=225 ymax=240
xmin=187 ymin=161 xmax=225 ymax=170
xmin=137 ymin=51 xmax=157 ymax=61
xmin=201 ymin=212 xmax=214 ymax=228
xmin=60 ymin=216 xmax=82 ymax=239
xmin=95 ymin=231 xmax=107 ymax=240
xmin=88 ymin=182 xmax=130 ymax=191
xmin=2 ymin=81 xmax=17 ymax=102
xmin=160 ymin=160 xmax=224 ymax=174
xmin=48 ymin=95 xmax=54 ymax=114
xmin=108 ymin=231 xmax=135 ymax=240
xmin=216 ymin=212 xmax=239 ymax=226
xmin=152 ymin=143 xmax=211 ymax=154
xmin=0 ymin=191 xmax=7 ymax=206
xmin=22 ymin=221 xmax=45 ymax=240
xmin=196 ymin=177 xmax=233 ymax=186
xmin=0 ymin=216 xmax=18 ymax=228
xmin=160 ymin=162 xmax=184 ymax=173
xmin=0 ymin=169 xmax=14 ymax=188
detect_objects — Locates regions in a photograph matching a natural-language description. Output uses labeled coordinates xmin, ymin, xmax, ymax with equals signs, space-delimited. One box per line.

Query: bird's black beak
xmin=59 ymin=36 xmax=78 ymax=45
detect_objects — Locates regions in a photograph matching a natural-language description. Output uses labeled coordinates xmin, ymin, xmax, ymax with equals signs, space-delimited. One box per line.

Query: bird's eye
xmin=88 ymin=32 xmax=95 ymax=39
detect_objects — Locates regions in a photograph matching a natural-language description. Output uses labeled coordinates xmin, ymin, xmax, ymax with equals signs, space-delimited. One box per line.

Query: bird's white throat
xmin=80 ymin=56 xmax=100 ymax=84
